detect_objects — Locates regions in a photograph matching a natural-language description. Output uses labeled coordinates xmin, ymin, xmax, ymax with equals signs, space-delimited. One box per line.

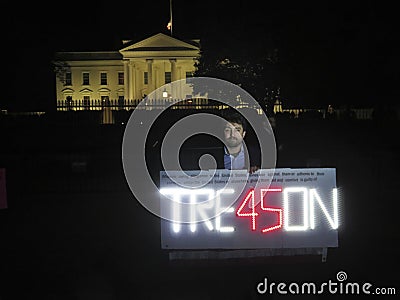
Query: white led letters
xmin=160 ymin=188 xmax=235 ymax=233
xmin=161 ymin=187 xmax=339 ymax=234
xmin=160 ymin=168 xmax=339 ymax=249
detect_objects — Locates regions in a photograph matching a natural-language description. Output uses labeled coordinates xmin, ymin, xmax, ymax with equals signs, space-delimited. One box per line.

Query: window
xmin=82 ymin=72 xmax=90 ymax=85
xmin=186 ymin=71 xmax=194 ymax=83
xmin=100 ymin=72 xmax=107 ymax=85
xmin=118 ymin=72 xmax=124 ymax=85
xmin=144 ymin=72 xmax=148 ymax=85
xmin=65 ymin=72 xmax=72 ymax=86
xmin=118 ymin=96 xmax=124 ymax=110
xmin=83 ymin=96 xmax=90 ymax=110
xmin=101 ymin=96 xmax=109 ymax=107
xmin=165 ymin=72 xmax=171 ymax=84
xmin=66 ymin=96 xmax=72 ymax=110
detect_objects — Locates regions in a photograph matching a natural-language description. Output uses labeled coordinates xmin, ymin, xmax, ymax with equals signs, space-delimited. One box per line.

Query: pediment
xmin=79 ymin=88 xmax=93 ymax=93
xmin=120 ymin=33 xmax=199 ymax=52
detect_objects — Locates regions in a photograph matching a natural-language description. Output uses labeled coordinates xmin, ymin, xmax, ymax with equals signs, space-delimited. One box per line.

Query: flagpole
xmin=169 ymin=0 xmax=173 ymax=36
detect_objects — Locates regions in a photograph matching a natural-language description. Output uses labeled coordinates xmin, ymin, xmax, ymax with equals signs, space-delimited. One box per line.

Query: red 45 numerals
xmin=236 ymin=188 xmax=283 ymax=233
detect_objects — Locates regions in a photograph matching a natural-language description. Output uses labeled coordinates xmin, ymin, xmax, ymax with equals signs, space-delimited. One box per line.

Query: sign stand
xmin=322 ymin=247 xmax=328 ymax=262
xmin=168 ymin=247 xmax=330 ymax=263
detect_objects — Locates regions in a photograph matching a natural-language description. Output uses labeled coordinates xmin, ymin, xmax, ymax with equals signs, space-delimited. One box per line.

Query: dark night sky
xmin=2 ymin=0 xmax=399 ymax=111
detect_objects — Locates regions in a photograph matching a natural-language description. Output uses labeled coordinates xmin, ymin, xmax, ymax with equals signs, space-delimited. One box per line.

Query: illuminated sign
xmin=160 ymin=168 xmax=339 ymax=249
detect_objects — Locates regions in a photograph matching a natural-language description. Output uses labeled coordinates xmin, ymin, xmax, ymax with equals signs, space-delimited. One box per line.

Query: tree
xmin=193 ymin=40 xmax=281 ymax=112
xmin=52 ymin=60 xmax=71 ymax=85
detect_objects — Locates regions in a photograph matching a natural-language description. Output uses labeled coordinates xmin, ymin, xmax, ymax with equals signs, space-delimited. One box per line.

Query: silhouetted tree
xmin=193 ymin=40 xmax=281 ymax=111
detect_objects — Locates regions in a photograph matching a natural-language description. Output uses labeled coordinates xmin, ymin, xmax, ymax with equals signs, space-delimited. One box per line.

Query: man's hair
xmin=222 ymin=110 xmax=247 ymax=132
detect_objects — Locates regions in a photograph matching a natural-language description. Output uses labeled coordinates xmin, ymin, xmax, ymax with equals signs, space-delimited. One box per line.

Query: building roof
xmin=54 ymin=33 xmax=200 ymax=61
xmin=125 ymin=46 xmax=199 ymax=52
xmin=120 ymin=33 xmax=200 ymax=51
xmin=54 ymin=51 xmax=122 ymax=61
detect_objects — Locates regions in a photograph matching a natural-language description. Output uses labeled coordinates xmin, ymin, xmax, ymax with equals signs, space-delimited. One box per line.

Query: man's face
xmin=224 ymin=122 xmax=246 ymax=148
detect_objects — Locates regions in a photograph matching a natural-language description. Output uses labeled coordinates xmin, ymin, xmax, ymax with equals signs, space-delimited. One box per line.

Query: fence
xmin=56 ymin=99 xmax=381 ymax=121
xmin=56 ymin=98 xmax=231 ymax=112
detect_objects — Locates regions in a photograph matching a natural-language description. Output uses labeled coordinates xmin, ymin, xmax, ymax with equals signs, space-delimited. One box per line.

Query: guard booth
xmin=159 ymin=168 xmax=339 ymax=263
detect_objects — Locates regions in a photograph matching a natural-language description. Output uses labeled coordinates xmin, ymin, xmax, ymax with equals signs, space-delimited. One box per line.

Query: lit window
xmin=118 ymin=96 xmax=124 ymax=110
xmin=83 ymin=96 xmax=90 ymax=110
xmin=101 ymin=96 xmax=109 ymax=106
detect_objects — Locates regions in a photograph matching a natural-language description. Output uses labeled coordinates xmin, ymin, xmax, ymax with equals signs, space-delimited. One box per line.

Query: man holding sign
xmin=221 ymin=110 xmax=261 ymax=174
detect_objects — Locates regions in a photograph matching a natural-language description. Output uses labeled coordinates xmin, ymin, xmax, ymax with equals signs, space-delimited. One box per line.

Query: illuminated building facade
xmin=54 ymin=33 xmax=201 ymax=111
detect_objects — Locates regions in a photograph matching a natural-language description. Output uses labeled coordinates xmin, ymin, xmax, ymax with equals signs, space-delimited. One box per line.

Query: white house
xmin=54 ymin=33 xmax=201 ymax=111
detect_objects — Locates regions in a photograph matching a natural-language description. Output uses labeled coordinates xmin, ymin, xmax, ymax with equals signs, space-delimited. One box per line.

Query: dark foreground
xmin=0 ymin=111 xmax=399 ymax=299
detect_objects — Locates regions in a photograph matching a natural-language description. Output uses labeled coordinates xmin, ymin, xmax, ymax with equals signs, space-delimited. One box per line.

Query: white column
xmin=123 ymin=60 xmax=129 ymax=100
xmin=170 ymin=59 xmax=177 ymax=82
xmin=128 ymin=61 xmax=136 ymax=100
xmin=147 ymin=59 xmax=154 ymax=96
xmin=170 ymin=59 xmax=177 ymax=99
xmin=153 ymin=66 xmax=158 ymax=92
xmin=136 ymin=67 xmax=142 ymax=99
xmin=177 ymin=66 xmax=182 ymax=99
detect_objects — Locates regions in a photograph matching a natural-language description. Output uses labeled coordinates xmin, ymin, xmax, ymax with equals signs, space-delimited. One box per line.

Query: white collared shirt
xmin=224 ymin=143 xmax=246 ymax=170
